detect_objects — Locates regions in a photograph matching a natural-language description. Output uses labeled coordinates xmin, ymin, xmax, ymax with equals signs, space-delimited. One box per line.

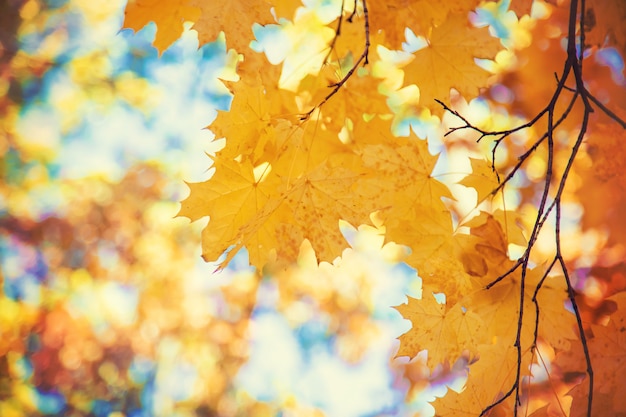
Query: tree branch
xmin=300 ymin=0 xmax=370 ymax=120
xmin=436 ymin=0 xmax=626 ymax=414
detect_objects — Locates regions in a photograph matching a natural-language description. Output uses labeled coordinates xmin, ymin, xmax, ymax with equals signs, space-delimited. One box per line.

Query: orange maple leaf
xmin=356 ymin=122 xmax=452 ymax=218
xmin=557 ymin=292 xmax=626 ymax=416
xmin=508 ymin=0 xmax=534 ymax=17
xmin=584 ymin=0 xmax=626 ymax=55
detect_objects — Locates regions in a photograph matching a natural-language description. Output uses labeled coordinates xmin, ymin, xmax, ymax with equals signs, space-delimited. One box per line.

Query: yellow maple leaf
xmin=466 ymin=267 xmax=575 ymax=353
xmin=419 ymin=245 xmax=478 ymax=305
xmin=211 ymin=78 xmax=299 ymax=165
xmin=387 ymin=204 xmax=456 ymax=274
xmin=123 ymin=0 xmax=201 ymax=54
xmin=180 ymin=106 xmax=382 ymax=269
xmin=457 ymin=211 xmax=527 ymax=278
xmin=279 ymin=160 xmax=379 ymax=263
xmin=352 ymin=121 xmax=454 ymax=272
xmin=532 ymin=276 xmax=578 ymax=352
xmin=395 ymin=291 xmax=485 ymax=369
xmin=492 ymin=209 xmax=527 ymax=247
xmin=124 ymin=0 xmax=277 ymax=54
xmin=179 ymin=153 xmax=380 ymax=269
xmin=356 ymin=123 xmax=452 ymax=216
xmin=402 ymin=13 xmax=502 ymax=111
xmin=271 ymin=0 xmax=305 ymax=20
xmin=299 ymin=65 xmax=390 ymax=134
xmin=433 ymin=340 xmax=534 ymax=416
xmin=465 ymin=212 xmax=510 ymax=265
xmin=178 ymin=155 xmax=284 ymax=268
xmin=470 ymin=282 xmax=530 ymax=342
xmin=459 ymin=157 xmax=500 ymax=204
xmin=368 ymin=0 xmax=483 ymax=48
xmin=189 ymin=0 xmax=274 ymax=52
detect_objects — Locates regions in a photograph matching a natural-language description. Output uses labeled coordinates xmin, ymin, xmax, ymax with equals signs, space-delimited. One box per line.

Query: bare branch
xmin=436 ymin=0 xmax=626 ymax=414
xmin=301 ymin=0 xmax=370 ymax=121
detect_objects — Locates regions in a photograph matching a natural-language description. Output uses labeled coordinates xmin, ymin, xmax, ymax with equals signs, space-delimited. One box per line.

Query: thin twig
xmin=323 ymin=0 xmax=346 ymax=65
xmin=586 ymin=89 xmax=626 ymax=128
xmin=435 ymin=0 xmax=624 ymax=414
xmin=301 ymin=0 xmax=370 ymax=121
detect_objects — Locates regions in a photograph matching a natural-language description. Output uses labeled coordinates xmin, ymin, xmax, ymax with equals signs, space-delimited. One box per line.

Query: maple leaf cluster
xmin=124 ymin=0 xmax=502 ymax=270
xmin=123 ymin=0 xmax=626 ymax=416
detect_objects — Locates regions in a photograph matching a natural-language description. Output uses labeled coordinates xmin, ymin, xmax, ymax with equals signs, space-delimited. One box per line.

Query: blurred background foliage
xmin=0 ymin=1 xmax=450 ymax=416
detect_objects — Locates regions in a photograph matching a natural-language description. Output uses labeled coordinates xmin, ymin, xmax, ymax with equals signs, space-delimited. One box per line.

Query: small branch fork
xmin=300 ymin=0 xmax=370 ymax=120
xmin=438 ymin=0 xmax=626 ymax=416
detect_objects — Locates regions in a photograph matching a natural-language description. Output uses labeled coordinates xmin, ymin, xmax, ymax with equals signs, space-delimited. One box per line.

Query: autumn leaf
xmin=189 ymin=0 xmax=274 ymax=52
xmin=357 ymin=130 xmax=451 ymax=216
xmin=401 ymin=13 xmax=502 ymax=111
xmin=178 ymin=142 xmax=359 ymax=269
xmin=124 ymin=0 xmax=276 ymax=55
xmin=123 ymin=0 xmax=201 ymax=54
xmin=278 ymin=160 xmax=378 ymax=263
xmin=556 ymin=292 xmax=626 ymax=417
xmin=211 ymin=77 xmax=299 ymax=164
xmin=353 ymin=121 xmax=454 ymax=272
xmin=419 ymin=248 xmax=477 ymax=306
xmin=459 ymin=212 xmax=525 ymax=279
xmin=465 ymin=267 xmax=576 ymax=357
xmin=299 ymin=65 xmax=390 ymax=134
xmin=271 ymin=0 xmax=306 ymax=21
xmin=491 ymin=209 xmax=527 ymax=248
xmin=584 ymin=0 xmax=626 ymax=55
xmin=367 ymin=0 xmax=483 ymax=48
xmin=508 ymin=0 xmax=534 ymax=17
xmin=392 ymin=211 xmax=572 ymax=394
xmin=178 ymin=155 xmax=284 ymax=268
xmin=433 ymin=340 xmax=534 ymax=416
xmin=395 ymin=290 xmax=485 ymax=369
xmin=459 ymin=157 xmax=500 ymax=204
xmin=180 ymin=104 xmax=383 ymax=268
xmin=467 ymin=213 xmax=509 ymax=264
